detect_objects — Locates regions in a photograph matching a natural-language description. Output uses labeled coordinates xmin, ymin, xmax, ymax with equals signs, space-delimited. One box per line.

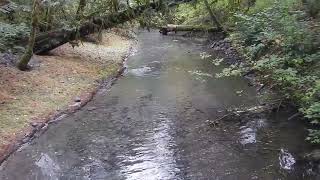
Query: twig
xmin=258 ymin=84 xmax=266 ymax=92
xmin=277 ymin=99 xmax=283 ymax=112
xmin=214 ymin=112 xmax=234 ymax=121
xmin=288 ymin=112 xmax=301 ymax=121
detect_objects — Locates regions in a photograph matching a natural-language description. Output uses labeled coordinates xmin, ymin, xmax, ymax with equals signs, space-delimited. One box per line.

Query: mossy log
xmin=17 ymin=0 xmax=38 ymax=70
xmin=34 ymin=3 xmax=157 ymax=54
xmin=159 ymin=24 xmax=222 ymax=35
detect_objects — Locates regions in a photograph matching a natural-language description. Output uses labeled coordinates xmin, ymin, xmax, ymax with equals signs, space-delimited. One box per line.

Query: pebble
xmin=87 ymin=107 xmax=97 ymax=111
xmin=74 ymin=97 xmax=81 ymax=102
xmin=30 ymin=122 xmax=40 ymax=128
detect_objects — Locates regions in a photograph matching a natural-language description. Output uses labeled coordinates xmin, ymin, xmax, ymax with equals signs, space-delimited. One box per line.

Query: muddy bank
xmin=0 ymin=28 xmax=135 ymax=163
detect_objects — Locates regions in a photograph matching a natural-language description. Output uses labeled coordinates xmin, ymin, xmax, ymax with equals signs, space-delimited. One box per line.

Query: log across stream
xmin=159 ymin=24 xmax=222 ymax=35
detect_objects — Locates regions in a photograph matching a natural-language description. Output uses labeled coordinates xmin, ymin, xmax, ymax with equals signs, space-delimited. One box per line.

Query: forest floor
xmin=0 ymin=28 xmax=134 ymax=161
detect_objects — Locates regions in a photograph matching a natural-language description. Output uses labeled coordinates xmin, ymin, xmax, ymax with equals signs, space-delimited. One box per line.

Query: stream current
xmin=0 ymin=30 xmax=316 ymax=180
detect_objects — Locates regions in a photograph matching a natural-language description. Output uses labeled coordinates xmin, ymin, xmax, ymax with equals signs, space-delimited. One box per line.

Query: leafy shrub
xmin=224 ymin=0 xmax=320 ymax=143
xmin=0 ymin=22 xmax=29 ymax=52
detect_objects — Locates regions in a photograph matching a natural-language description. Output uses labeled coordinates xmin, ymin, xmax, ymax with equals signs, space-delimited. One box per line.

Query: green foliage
xmin=215 ymin=64 xmax=243 ymax=77
xmin=306 ymin=129 xmax=320 ymax=144
xmin=303 ymin=0 xmax=320 ymax=18
xmin=0 ymin=22 xmax=29 ymax=52
xmin=222 ymin=0 xmax=320 ymax=143
xmin=175 ymin=3 xmax=209 ymax=25
xmin=173 ymin=0 xmax=269 ymax=28
xmin=0 ymin=0 xmax=139 ymax=53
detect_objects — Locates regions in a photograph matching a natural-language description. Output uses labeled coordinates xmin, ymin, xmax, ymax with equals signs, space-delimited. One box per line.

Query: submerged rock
xmin=239 ymin=127 xmax=256 ymax=145
xmin=304 ymin=149 xmax=320 ymax=162
xmin=279 ymin=149 xmax=296 ymax=170
xmin=87 ymin=107 xmax=97 ymax=111
xmin=238 ymin=118 xmax=267 ymax=145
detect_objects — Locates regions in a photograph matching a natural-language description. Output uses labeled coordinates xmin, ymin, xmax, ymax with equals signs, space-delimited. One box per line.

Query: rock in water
xmin=279 ymin=149 xmax=296 ymax=170
xmin=87 ymin=107 xmax=97 ymax=111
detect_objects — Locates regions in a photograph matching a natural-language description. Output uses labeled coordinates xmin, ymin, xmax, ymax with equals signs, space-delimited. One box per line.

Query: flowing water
xmin=0 ymin=31 xmax=316 ymax=179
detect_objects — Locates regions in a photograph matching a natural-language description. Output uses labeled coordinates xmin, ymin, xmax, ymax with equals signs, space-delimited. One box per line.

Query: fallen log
xmin=34 ymin=3 xmax=158 ymax=54
xmin=159 ymin=24 xmax=221 ymax=35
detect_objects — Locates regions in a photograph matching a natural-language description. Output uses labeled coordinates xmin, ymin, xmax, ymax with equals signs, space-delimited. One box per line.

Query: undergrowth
xmin=222 ymin=1 xmax=320 ymax=143
xmin=171 ymin=0 xmax=320 ymax=143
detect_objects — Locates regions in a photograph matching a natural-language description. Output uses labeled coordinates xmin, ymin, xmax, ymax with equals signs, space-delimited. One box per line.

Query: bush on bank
xmin=230 ymin=1 xmax=320 ymax=143
xmin=172 ymin=0 xmax=320 ymax=143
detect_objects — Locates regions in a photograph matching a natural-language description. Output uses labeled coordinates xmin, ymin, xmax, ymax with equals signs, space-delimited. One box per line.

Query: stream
xmin=0 ymin=31 xmax=317 ymax=179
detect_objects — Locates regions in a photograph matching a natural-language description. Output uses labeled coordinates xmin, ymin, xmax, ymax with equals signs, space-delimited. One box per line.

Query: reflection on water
xmin=239 ymin=118 xmax=267 ymax=145
xmin=279 ymin=149 xmax=296 ymax=171
xmin=35 ymin=154 xmax=60 ymax=180
xmin=129 ymin=66 xmax=152 ymax=77
xmin=0 ymin=30 xmax=316 ymax=180
xmin=119 ymin=112 xmax=179 ymax=180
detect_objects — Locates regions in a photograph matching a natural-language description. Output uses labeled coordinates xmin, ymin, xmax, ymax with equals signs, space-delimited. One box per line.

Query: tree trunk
xmin=76 ymin=0 xmax=86 ymax=19
xmin=33 ymin=2 xmax=159 ymax=54
xmin=111 ymin=0 xmax=119 ymax=12
xmin=203 ymin=0 xmax=224 ymax=31
xmin=159 ymin=24 xmax=221 ymax=35
xmin=17 ymin=0 xmax=38 ymax=71
xmin=45 ymin=6 xmax=52 ymax=31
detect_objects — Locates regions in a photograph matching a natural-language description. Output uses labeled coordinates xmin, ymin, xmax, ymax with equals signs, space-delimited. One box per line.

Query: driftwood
xmin=208 ymin=105 xmax=273 ymax=126
xmin=159 ymin=24 xmax=221 ymax=35
xmin=34 ymin=3 xmax=158 ymax=54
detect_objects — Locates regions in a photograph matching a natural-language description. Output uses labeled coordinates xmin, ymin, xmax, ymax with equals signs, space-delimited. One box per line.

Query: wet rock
xmin=69 ymin=102 xmax=81 ymax=108
xmin=21 ymin=137 xmax=30 ymax=143
xmin=304 ymin=149 xmax=320 ymax=162
xmin=210 ymin=42 xmax=216 ymax=48
xmin=41 ymin=123 xmax=49 ymax=130
xmin=239 ymin=127 xmax=256 ymax=145
xmin=279 ymin=149 xmax=296 ymax=170
xmin=238 ymin=118 xmax=267 ymax=145
xmin=209 ymin=38 xmax=243 ymax=66
xmin=49 ymin=114 xmax=67 ymax=124
xmin=129 ymin=66 xmax=152 ymax=77
xmin=87 ymin=107 xmax=97 ymax=111
xmin=74 ymin=97 xmax=81 ymax=102
xmin=207 ymin=119 xmax=219 ymax=127
xmin=30 ymin=122 xmax=40 ymax=128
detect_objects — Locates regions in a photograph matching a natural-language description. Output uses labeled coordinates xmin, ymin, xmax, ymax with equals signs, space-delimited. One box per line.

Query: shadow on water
xmin=0 ymin=30 xmax=317 ymax=180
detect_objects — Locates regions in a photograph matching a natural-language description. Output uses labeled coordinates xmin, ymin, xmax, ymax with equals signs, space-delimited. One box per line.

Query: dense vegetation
xmin=164 ymin=0 xmax=320 ymax=143
xmin=1 ymin=0 xmax=319 ymax=143
xmin=0 ymin=0 xmax=159 ymax=69
xmin=230 ymin=0 xmax=320 ymax=143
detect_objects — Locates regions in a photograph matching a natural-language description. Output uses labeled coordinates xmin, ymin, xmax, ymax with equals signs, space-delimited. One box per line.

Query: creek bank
xmin=0 ymin=28 xmax=136 ymax=164
xmin=160 ymin=31 xmax=320 ymax=169
xmin=206 ymin=32 xmax=320 ymax=172
xmin=207 ymin=33 xmax=294 ymax=110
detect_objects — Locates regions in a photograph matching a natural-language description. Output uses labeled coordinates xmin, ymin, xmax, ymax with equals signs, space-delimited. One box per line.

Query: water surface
xmin=0 ymin=31 xmax=315 ymax=180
